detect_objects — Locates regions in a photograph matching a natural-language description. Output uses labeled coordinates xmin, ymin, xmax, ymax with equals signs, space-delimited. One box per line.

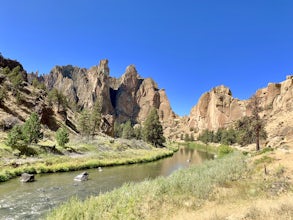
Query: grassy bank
xmin=0 ymin=137 xmax=178 ymax=182
xmin=46 ymin=152 xmax=247 ymax=220
xmin=184 ymin=142 xmax=218 ymax=154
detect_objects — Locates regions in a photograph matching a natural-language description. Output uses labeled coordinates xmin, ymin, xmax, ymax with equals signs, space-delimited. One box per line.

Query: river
xmin=0 ymin=146 xmax=213 ymax=219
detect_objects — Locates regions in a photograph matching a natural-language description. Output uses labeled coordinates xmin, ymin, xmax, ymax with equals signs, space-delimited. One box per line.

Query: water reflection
xmin=0 ymin=146 xmax=213 ymax=219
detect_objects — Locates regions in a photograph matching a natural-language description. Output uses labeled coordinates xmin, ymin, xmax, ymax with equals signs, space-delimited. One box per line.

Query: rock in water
xmin=20 ymin=173 xmax=35 ymax=182
xmin=74 ymin=172 xmax=89 ymax=181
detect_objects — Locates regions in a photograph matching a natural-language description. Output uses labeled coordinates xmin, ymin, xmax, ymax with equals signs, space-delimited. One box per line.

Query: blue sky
xmin=1 ymin=1 xmax=293 ymax=116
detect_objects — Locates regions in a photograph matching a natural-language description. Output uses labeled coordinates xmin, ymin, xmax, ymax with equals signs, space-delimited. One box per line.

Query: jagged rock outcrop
xmin=188 ymin=85 xmax=247 ymax=131
xmin=259 ymin=76 xmax=293 ymax=147
xmin=175 ymin=76 xmax=293 ymax=147
xmin=43 ymin=60 xmax=113 ymax=113
xmin=43 ymin=60 xmax=175 ymax=132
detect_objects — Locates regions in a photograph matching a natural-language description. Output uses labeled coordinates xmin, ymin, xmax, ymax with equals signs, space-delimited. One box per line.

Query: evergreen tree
xmin=180 ymin=133 xmax=184 ymax=140
xmin=190 ymin=133 xmax=195 ymax=141
xmin=114 ymin=121 xmax=123 ymax=138
xmin=184 ymin=133 xmax=190 ymax=142
xmin=235 ymin=115 xmax=267 ymax=147
xmin=0 ymin=85 xmax=7 ymax=106
xmin=220 ymin=128 xmax=237 ymax=145
xmin=78 ymin=109 xmax=91 ymax=137
xmin=6 ymin=125 xmax=23 ymax=147
xmin=8 ymin=66 xmax=23 ymax=89
xmin=122 ymin=120 xmax=134 ymax=139
xmin=134 ymin=125 xmax=142 ymax=140
xmin=56 ymin=127 xmax=69 ymax=147
xmin=1 ymin=66 xmax=10 ymax=75
xmin=48 ymin=88 xmax=67 ymax=112
xmin=142 ymin=108 xmax=165 ymax=147
xmin=248 ymin=95 xmax=267 ymax=151
xmin=198 ymin=129 xmax=213 ymax=145
xmin=22 ymin=112 xmax=42 ymax=144
xmin=90 ymin=99 xmax=102 ymax=136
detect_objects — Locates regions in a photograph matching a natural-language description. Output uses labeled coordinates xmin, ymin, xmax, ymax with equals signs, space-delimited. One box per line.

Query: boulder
xmin=20 ymin=173 xmax=35 ymax=182
xmin=74 ymin=172 xmax=89 ymax=181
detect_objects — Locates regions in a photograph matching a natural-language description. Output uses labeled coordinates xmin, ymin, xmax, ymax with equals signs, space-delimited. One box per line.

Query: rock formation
xmin=188 ymin=85 xmax=247 ymax=131
xmin=1 ymin=53 xmax=292 ymax=146
xmin=20 ymin=173 xmax=35 ymax=182
xmin=175 ymin=76 xmax=293 ymax=147
xmin=43 ymin=61 xmax=175 ymax=130
xmin=74 ymin=171 xmax=89 ymax=181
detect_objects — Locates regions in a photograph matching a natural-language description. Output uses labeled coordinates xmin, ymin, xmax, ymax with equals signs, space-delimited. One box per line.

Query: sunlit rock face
xmin=176 ymin=76 xmax=293 ymax=147
xmin=44 ymin=60 xmax=175 ymax=130
xmin=188 ymin=85 xmax=247 ymax=131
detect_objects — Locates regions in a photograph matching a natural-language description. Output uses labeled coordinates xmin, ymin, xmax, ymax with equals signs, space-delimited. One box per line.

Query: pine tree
xmin=48 ymin=88 xmax=67 ymax=112
xmin=8 ymin=66 xmax=24 ymax=89
xmin=248 ymin=95 xmax=267 ymax=151
xmin=122 ymin=120 xmax=134 ymax=139
xmin=6 ymin=125 xmax=23 ymax=147
xmin=142 ymin=108 xmax=165 ymax=147
xmin=22 ymin=112 xmax=42 ymax=144
xmin=114 ymin=121 xmax=123 ymax=138
xmin=78 ymin=109 xmax=91 ymax=137
xmin=134 ymin=125 xmax=142 ymax=140
xmin=56 ymin=127 xmax=69 ymax=147
xmin=0 ymin=85 xmax=7 ymax=106
xmin=90 ymin=99 xmax=102 ymax=136
xmin=184 ymin=133 xmax=190 ymax=142
xmin=190 ymin=133 xmax=195 ymax=141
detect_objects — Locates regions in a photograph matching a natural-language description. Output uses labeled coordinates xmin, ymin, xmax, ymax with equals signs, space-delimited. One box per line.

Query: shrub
xmin=22 ymin=112 xmax=42 ymax=144
xmin=218 ymin=145 xmax=234 ymax=157
xmin=56 ymin=127 xmax=70 ymax=147
xmin=6 ymin=125 xmax=23 ymax=147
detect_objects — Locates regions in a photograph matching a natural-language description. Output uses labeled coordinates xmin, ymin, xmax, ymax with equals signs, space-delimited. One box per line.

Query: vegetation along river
xmin=0 ymin=146 xmax=213 ymax=219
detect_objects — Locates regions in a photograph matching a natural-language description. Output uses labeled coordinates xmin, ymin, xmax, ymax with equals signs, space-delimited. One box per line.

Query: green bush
xmin=218 ymin=145 xmax=234 ymax=157
xmin=56 ymin=127 xmax=69 ymax=147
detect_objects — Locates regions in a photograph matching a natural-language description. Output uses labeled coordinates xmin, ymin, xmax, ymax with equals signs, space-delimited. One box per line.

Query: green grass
xmin=254 ymin=155 xmax=275 ymax=165
xmin=0 ymin=143 xmax=178 ymax=182
xmin=46 ymin=152 xmax=247 ymax=220
xmin=254 ymin=147 xmax=274 ymax=156
xmin=184 ymin=142 xmax=218 ymax=154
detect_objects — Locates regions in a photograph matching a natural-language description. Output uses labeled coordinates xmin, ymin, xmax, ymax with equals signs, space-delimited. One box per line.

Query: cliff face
xmin=43 ymin=60 xmax=175 ymax=128
xmin=2 ymin=54 xmax=292 ymax=146
xmin=182 ymin=76 xmax=293 ymax=147
xmin=188 ymin=85 xmax=247 ymax=131
xmin=259 ymin=76 xmax=293 ymax=146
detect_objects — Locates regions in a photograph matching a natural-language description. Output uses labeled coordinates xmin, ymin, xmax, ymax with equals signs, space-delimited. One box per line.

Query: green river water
xmin=0 ymin=146 xmax=213 ymax=219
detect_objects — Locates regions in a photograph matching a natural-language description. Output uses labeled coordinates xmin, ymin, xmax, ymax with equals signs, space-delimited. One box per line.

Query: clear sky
xmin=1 ymin=1 xmax=293 ymax=116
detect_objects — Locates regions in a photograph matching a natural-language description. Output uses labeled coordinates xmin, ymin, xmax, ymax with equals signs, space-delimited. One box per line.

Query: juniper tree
xmin=142 ymin=108 xmax=165 ymax=147
xmin=22 ymin=112 xmax=42 ymax=144
xmin=122 ymin=120 xmax=134 ymax=139
xmin=90 ymin=99 xmax=102 ymax=136
xmin=56 ymin=127 xmax=69 ymax=147
xmin=248 ymin=95 xmax=267 ymax=151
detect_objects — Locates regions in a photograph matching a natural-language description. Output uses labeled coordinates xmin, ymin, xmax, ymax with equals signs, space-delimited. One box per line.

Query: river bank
xmin=0 ymin=144 xmax=212 ymax=219
xmin=46 ymin=143 xmax=293 ymax=220
xmin=0 ymin=135 xmax=178 ymax=182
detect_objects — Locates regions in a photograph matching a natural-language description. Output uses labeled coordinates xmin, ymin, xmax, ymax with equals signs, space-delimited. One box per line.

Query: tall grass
xmin=0 ymin=147 xmax=176 ymax=182
xmin=46 ymin=152 xmax=247 ymax=220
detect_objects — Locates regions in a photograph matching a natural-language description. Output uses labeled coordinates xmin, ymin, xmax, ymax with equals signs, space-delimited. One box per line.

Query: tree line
xmin=198 ymin=95 xmax=267 ymax=151
xmin=109 ymin=108 xmax=165 ymax=147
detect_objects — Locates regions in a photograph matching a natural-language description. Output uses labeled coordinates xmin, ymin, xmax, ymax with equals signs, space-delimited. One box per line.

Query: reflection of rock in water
xmin=158 ymin=146 xmax=213 ymax=175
